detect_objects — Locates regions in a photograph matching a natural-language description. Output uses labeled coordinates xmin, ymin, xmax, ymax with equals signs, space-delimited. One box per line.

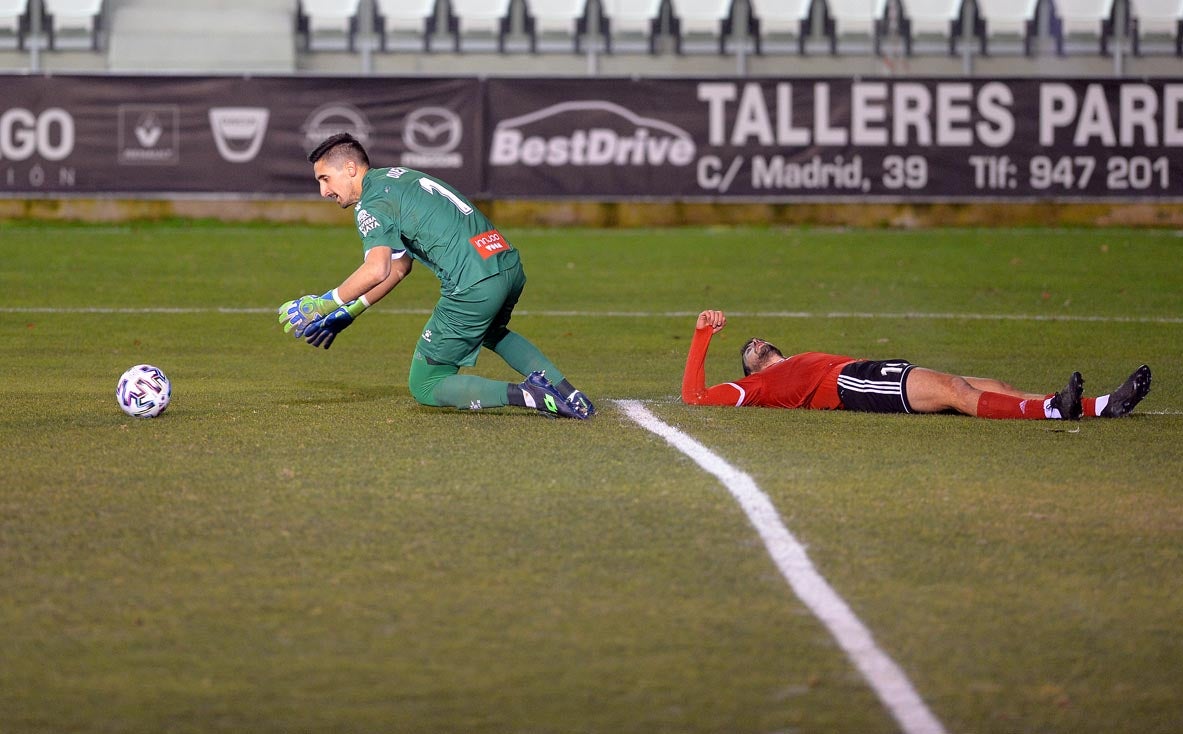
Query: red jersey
xmin=681 ymin=325 xmax=857 ymax=409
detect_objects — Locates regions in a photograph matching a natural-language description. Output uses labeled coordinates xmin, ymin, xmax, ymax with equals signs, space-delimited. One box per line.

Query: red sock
xmin=976 ymin=391 xmax=1049 ymax=420
xmin=1082 ymin=397 xmax=1098 ymax=417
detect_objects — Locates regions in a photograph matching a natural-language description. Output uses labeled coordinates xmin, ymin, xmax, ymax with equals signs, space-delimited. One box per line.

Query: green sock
xmin=488 ymin=331 xmax=565 ymax=384
xmin=431 ymin=375 xmax=513 ymax=410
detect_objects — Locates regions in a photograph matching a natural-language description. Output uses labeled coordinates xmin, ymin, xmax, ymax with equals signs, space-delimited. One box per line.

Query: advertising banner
xmin=485 ymin=77 xmax=1183 ymax=200
xmin=0 ymin=75 xmax=482 ymax=196
xmin=2 ymin=75 xmax=1180 ymax=200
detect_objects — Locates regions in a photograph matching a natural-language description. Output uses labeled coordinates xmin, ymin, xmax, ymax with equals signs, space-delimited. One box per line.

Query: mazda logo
xmin=403 ymin=107 xmax=462 ymax=155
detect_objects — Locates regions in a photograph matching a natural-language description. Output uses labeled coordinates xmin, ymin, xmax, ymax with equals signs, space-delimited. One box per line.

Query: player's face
xmin=314 ymin=159 xmax=360 ymax=208
xmin=741 ymin=338 xmax=783 ymax=375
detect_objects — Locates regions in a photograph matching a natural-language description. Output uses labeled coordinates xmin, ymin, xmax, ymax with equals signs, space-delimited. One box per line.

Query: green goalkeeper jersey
xmin=353 ymin=167 xmax=519 ymax=295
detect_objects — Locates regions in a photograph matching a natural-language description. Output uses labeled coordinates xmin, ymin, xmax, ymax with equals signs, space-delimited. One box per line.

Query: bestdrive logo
xmin=489 ymin=101 xmax=695 ymax=167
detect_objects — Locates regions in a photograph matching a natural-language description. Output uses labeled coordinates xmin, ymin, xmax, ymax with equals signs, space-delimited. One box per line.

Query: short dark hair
xmin=308 ymin=132 xmax=370 ymax=167
xmin=741 ymin=338 xmax=782 ymax=376
xmin=741 ymin=339 xmax=757 ymax=376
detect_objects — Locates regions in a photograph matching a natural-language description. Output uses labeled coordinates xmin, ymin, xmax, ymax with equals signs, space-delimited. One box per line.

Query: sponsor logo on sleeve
xmin=357 ymin=208 xmax=380 ymax=237
xmin=468 ymin=229 xmax=511 ymax=259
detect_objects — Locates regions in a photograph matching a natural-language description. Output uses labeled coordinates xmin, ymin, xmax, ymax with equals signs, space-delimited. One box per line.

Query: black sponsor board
xmin=0 ymin=75 xmax=481 ymax=195
xmin=486 ymin=77 xmax=1183 ymax=200
xmin=2 ymin=75 xmax=1180 ymax=200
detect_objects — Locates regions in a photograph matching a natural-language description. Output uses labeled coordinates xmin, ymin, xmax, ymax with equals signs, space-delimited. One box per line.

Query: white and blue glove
xmin=303 ymin=298 xmax=368 ymax=350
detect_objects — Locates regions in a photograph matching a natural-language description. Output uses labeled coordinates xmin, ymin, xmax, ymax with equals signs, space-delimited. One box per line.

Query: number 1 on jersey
xmin=419 ymin=177 xmax=473 ymax=215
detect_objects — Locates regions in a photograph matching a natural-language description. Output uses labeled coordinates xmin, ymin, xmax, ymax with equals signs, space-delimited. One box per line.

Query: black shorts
xmin=837 ymin=359 xmax=916 ymax=413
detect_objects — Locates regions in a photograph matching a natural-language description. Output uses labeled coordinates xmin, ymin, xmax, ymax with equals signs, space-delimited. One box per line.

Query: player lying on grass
xmin=682 ymin=310 xmax=1152 ymax=420
xmin=277 ymin=132 xmax=592 ymax=420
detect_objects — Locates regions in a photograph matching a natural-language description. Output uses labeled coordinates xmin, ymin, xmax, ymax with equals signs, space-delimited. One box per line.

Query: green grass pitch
xmin=1 ymin=222 xmax=1181 ymax=733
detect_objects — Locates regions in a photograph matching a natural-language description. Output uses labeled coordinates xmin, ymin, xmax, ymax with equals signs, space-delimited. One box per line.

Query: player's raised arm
xmin=696 ymin=309 xmax=726 ymax=333
xmin=682 ymin=310 xmax=744 ymax=406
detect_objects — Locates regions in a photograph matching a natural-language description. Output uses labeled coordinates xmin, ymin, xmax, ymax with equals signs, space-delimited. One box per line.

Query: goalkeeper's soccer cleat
xmin=1049 ymin=371 xmax=1084 ymax=421
xmin=521 ymin=371 xmax=589 ymax=420
xmin=566 ymin=390 xmax=597 ymax=417
xmin=1100 ymin=364 xmax=1152 ymax=418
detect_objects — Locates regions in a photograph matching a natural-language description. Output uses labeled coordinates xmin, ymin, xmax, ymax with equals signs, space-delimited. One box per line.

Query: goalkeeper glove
xmin=303 ymin=297 xmax=369 ymax=350
xmin=278 ymin=291 xmax=341 ymax=337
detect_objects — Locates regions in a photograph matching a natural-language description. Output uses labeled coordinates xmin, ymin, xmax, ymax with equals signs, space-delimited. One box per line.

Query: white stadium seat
xmin=0 ymin=0 xmax=26 ymax=31
xmin=374 ymin=0 xmax=439 ymax=51
xmin=44 ymin=0 xmax=103 ymax=50
xmin=1057 ymin=0 xmax=1112 ymax=35
xmin=826 ymin=0 xmax=906 ymax=53
xmin=826 ymin=0 xmax=886 ymax=37
xmin=600 ymin=0 xmax=663 ymax=51
xmin=448 ymin=0 xmax=514 ymax=51
xmin=297 ymin=0 xmax=361 ymax=51
xmin=903 ymin=0 xmax=962 ymax=52
xmin=528 ymin=0 xmax=586 ymax=35
xmin=0 ymin=0 xmax=30 ymax=49
xmin=1129 ymin=0 xmax=1183 ymax=53
xmin=748 ymin=0 xmax=813 ymax=52
xmin=670 ymin=0 xmax=733 ymax=52
xmin=976 ymin=0 xmax=1040 ymax=52
xmin=526 ymin=0 xmax=591 ymax=51
xmin=1056 ymin=0 xmax=1133 ymax=53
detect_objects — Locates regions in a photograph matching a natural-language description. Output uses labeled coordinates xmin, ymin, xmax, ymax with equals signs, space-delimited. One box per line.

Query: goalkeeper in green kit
xmin=278 ymin=133 xmax=593 ymax=419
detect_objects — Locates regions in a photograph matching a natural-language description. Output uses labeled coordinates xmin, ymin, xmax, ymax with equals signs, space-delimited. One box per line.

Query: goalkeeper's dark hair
xmin=308 ymin=133 xmax=370 ymax=167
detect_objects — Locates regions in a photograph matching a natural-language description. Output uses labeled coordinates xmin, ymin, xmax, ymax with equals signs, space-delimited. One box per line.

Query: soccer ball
xmin=116 ymin=364 xmax=172 ymax=418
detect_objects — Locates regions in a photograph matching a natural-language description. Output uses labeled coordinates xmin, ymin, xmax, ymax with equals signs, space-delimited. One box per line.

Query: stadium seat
xmin=748 ymin=0 xmax=814 ymax=53
xmin=825 ymin=0 xmax=884 ymax=40
xmin=525 ymin=0 xmax=595 ymax=52
xmin=600 ymin=0 xmax=664 ymax=52
xmin=374 ymin=0 xmax=440 ymax=52
xmin=296 ymin=0 xmax=361 ymax=52
xmin=1129 ymin=0 xmax=1183 ymax=54
xmin=43 ymin=0 xmax=103 ymax=50
xmin=873 ymin=0 xmax=915 ymax=54
xmin=825 ymin=0 xmax=901 ymax=54
xmin=901 ymin=0 xmax=963 ymax=54
xmin=0 ymin=0 xmax=31 ymax=51
xmin=1055 ymin=0 xmax=1128 ymax=53
xmin=447 ymin=0 xmax=515 ymax=52
xmin=975 ymin=0 xmax=1041 ymax=53
xmin=670 ymin=0 xmax=734 ymax=53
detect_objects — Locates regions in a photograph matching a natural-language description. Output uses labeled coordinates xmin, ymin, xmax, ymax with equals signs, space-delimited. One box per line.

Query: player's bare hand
xmin=697 ymin=310 xmax=727 ymax=334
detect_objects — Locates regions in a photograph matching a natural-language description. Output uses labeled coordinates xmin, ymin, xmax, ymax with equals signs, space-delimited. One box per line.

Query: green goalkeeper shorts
xmin=413 ymin=262 xmax=527 ymax=368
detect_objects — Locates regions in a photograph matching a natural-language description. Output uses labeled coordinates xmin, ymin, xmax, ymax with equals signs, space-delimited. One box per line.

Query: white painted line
xmin=616 ymin=399 xmax=947 ymax=734
xmin=4 ymin=306 xmax=1181 ymax=325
